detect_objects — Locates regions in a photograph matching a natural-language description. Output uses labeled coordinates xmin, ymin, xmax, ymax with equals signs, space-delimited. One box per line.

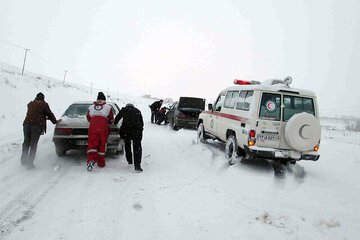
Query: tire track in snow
xmin=0 ymin=139 xmax=31 ymax=184
xmin=0 ymin=141 xmax=21 ymax=166
xmin=0 ymin=165 xmax=70 ymax=238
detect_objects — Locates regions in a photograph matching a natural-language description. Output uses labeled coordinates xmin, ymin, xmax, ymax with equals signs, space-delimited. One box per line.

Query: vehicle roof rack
xmin=263 ymin=79 xmax=285 ymax=85
xmin=263 ymin=76 xmax=293 ymax=87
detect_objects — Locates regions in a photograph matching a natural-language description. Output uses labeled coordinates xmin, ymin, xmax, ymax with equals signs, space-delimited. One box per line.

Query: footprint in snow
xmin=133 ymin=203 xmax=143 ymax=211
xmin=112 ymin=177 xmax=126 ymax=183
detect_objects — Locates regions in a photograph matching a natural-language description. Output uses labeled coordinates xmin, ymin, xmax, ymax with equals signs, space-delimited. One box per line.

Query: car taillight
xmin=314 ymin=144 xmax=320 ymax=152
xmin=55 ymin=128 xmax=72 ymax=135
xmin=248 ymin=129 xmax=256 ymax=146
xmin=314 ymin=140 xmax=320 ymax=152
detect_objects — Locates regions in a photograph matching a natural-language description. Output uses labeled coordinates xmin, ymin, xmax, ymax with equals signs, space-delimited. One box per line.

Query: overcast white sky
xmin=0 ymin=0 xmax=359 ymax=115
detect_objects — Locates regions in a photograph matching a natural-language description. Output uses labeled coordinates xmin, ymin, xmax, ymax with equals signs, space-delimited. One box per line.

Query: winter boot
xmin=26 ymin=162 xmax=35 ymax=169
xmin=135 ymin=166 xmax=143 ymax=173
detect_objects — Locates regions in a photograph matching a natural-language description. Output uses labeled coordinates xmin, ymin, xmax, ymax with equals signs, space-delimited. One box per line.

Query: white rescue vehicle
xmin=197 ymin=77 xmax=321 ymax=164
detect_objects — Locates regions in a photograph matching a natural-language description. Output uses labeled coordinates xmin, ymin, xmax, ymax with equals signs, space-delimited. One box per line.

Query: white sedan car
xmin=52 ymin=101 xmax=123 ymax=157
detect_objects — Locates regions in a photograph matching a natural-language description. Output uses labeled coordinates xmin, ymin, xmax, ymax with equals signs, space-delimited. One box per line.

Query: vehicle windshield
xmin=64 ymin=104 xmax=91 ymax=118
xmin=283 ymin=95 xmax=315 ymax=121
xmin=178 ymin=97 xmax=205 ymax=110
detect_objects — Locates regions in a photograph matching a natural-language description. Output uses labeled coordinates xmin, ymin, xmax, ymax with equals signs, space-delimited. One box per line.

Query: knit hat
xmin=36 ymin=92 xmax=45 ymax=100
xmin=126 ymin=103 xmax=134 ymax=108
xmin=97 ymin=92 xmax=106 ymax=101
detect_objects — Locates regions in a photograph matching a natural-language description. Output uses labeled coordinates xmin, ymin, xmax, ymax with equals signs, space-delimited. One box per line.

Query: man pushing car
xmin=86 ymin=92 xmax=114 ymax=171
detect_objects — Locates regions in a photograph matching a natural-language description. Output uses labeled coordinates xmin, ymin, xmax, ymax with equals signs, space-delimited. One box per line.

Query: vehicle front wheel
xmin=197 ymin=123 xmax=207 ymax=143
xmin=225 ymin=135 xmax=239 ymax=165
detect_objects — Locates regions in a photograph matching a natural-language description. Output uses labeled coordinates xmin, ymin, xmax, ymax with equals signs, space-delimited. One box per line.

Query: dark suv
xmin=166 ymin=97 xmax=205 ymax=130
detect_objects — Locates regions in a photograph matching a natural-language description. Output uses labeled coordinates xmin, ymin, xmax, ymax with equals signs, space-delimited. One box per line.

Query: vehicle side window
xmin=214 ymin=93 xmax=226 ymax=112
xmin=235 ymin=91 xmax=247 ymax=110
xmin=236 ymin=91 xmax=253 ymax=111
xmin=224 ymin=91 xmax=239 ymax=109
xmin=243 ymin=91 xmax=253 ymax=110
xmin=259 ymin=93 xmax=281 ymax=121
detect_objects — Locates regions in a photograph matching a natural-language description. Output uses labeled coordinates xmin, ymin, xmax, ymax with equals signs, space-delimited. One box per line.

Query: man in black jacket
xmin=149 ymin=99 xmax=163 ymax=123
xmin=114 ymin=103 xmax=144 ymax=172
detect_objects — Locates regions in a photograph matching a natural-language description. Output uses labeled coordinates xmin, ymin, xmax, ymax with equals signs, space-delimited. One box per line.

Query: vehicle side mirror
xmin=208 ymin=104 xmax=213 ymax=111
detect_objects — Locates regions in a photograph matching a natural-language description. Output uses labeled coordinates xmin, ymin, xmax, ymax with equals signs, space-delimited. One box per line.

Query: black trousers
xmin=122 ymin=130 xmax=143 ymax=168
xmin=151 ymin=110 xmax=156 ymax=123
xmin=156 ymin=113 xmax=166 ymax=124
xmin=21 ymin=124 xmax=42 ymax=165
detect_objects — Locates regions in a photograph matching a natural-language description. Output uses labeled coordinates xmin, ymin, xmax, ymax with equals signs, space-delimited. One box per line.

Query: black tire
xmin=225 ymin=135 xmax=239 ymax=165
xmin=171 ymin=119 xmax=179 ymax=130
xmin=280 ymin=159 xmax=288 ymax=165
xmin=55 ymin=146 xmax=66 ymax=157
xmin=197 ymin=123 xmax=207 ymax=143
xmin=115 ymin=148 xmax=124 ymax=155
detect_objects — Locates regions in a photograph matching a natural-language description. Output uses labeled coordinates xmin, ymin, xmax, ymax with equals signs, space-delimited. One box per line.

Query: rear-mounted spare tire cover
xmin=285 ymin=112 xmax=321 ymax=152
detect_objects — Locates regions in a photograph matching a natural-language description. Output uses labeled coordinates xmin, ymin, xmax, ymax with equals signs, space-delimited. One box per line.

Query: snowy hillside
xmin=0 ymin=62 xmax=360 ymax=240
xmin=0 ymin=62 xmax=147 ymax=140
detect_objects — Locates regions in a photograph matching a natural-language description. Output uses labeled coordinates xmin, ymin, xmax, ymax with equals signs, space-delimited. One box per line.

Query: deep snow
xmin=0 ymin=62 xmax=359 ymax=240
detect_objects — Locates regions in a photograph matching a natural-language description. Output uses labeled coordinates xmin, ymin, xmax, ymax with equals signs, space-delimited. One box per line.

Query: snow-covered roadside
xmin=1 ymin=62 xmax=360 ymax=240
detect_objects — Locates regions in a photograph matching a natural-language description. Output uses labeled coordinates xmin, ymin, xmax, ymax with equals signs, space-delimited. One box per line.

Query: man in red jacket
xmin=86 ymin=92 xmax=114 ymax=171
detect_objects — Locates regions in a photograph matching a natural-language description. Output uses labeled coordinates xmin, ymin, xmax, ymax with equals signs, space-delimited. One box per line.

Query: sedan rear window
xmin=64 ymin=104 xmax=91 ymax=118
xmin=283 ymin=95 xmax=315 ymax=121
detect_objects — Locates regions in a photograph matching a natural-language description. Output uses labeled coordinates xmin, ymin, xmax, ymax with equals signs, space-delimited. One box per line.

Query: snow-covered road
xmin=1 ymin=122 xmax=359 ymax=240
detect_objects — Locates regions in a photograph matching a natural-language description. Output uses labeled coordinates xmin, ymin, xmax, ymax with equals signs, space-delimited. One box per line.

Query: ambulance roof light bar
xmin=234 ymin=79 xmax=251 ymax=85
xmin=233 ymin=79 xmax=261 ymax=85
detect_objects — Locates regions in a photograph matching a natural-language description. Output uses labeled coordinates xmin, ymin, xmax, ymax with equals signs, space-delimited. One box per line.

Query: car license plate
xmin=256 ymin=134 xmax=280 ymax=141
xmin=76 ymin=140 xmax=88 ymax=145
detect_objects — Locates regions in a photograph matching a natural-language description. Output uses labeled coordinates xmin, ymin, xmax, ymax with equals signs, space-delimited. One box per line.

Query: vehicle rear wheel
xmin=197 ymin=123 xmax=207 ymax=143
xmin=225 ymin=135 xmax=239 ymax=165
xmin=280 ymin=159 xmax=288 ymax=165
xmin=114 ymin=148 xmax=124 ymax=155
xmin=55 ymin=146 xmax=66 ymax=157
xmin=171 ymin=119 xmax=179 ymax=130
